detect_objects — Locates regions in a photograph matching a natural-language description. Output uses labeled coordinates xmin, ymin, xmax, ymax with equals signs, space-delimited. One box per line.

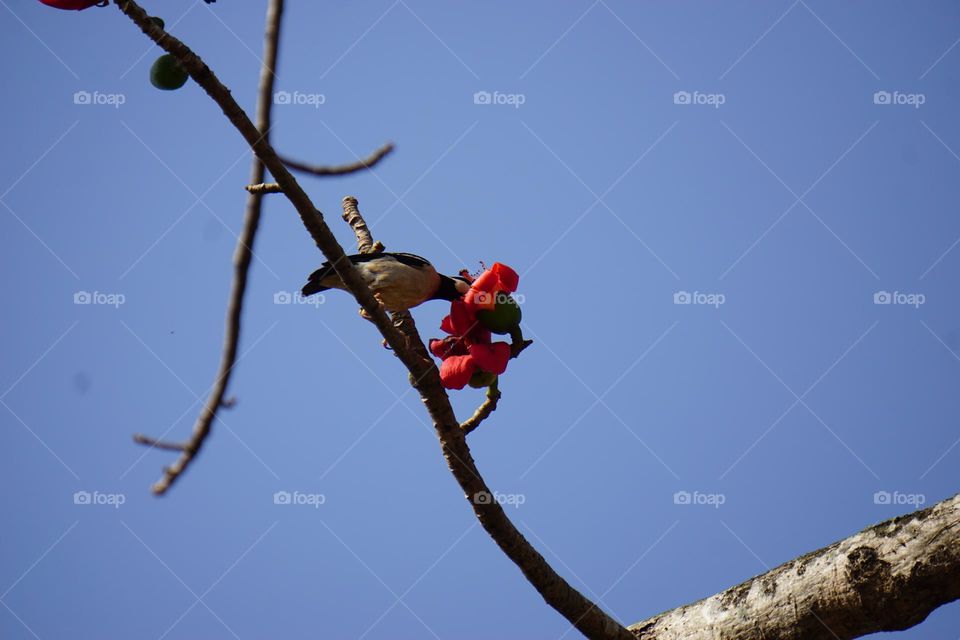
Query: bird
xmin=301 ymin=252 xmax=470 ymax=312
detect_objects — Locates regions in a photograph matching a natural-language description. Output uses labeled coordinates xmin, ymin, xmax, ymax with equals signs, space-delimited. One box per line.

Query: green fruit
xmin=149 ymin=16 xmax=165 ymax=29
xmin=468 ymin=370 xmax=497 ymax=389
xmin=476 ymin=294 xmax=522 ymax=334
xmin=150 ymin=54 xmax=188 ymax=91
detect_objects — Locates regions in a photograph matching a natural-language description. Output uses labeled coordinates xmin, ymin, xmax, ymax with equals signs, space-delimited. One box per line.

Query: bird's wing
xmin=301 ymin=252 xmax=433 ymax=296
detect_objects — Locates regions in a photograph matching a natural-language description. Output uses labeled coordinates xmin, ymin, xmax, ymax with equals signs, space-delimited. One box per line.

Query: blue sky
xmin=2 ymin=1 xmax=959 ymax=638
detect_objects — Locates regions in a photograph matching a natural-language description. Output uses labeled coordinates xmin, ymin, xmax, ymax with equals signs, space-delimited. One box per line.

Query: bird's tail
xmin=301 ymin=262 xmax=335 ymax=296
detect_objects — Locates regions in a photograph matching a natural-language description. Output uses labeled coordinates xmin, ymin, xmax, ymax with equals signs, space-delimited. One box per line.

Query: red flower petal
xmin=39 ymin=0 xmax=101 ymax=9
xmin=439 ymin=314 xmax=455 ymax=335
xmin=491 ymin=263 xmax=519 ymax=293
xmin=469 ymin=325 xmax=492 ymax=345
xmin=470 ymin=269 xmax=500 ymax=293
xmin=443 ymin=300 xmax=477 ymax=335
xmin=430 ymin=336 xmax=467 ymax=359
xmin=468 ymin=342 xmax=511 ymax=375
xmin=429 ymin=338 xmax=448 ymax=359
xmin=439 ymin=355 xmax=476 ymax=390
xmin=464 ymin=287 xmax=496 ymax=312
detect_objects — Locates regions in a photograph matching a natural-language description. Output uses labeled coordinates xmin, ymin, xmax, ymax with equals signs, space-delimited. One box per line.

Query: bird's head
xmin=433 ymin=274 xmax=471 ymax=302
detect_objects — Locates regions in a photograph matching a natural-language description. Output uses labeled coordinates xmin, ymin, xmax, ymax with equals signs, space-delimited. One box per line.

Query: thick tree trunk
xmin=630 ymin=493 xmax=960 ymax=639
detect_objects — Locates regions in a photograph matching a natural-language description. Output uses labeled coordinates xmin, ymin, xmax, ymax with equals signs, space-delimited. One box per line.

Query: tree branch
xmin=132 ymin=434 xmax=186 ymax=452
xmin=243 ymin=182 xmax=283 ymax=195
xmin=115 ymin=3 xmax=632 ymax=637
xmin=460 ymin=379 xmax=500 ymax=435
xmin=280 ymin=142 xmax=394 ymax=176
xmin=245 ymin=145 xmax=393 ymax=194
xmin=630 ymin=493 xmax=960 ymax=640
xmin=112 ymin=5 xmax=960 ymax=638
xmin=341 ymin=195 xmax=383 ymax=255
xmin=132 ymin=0 xmax=285 ymax=495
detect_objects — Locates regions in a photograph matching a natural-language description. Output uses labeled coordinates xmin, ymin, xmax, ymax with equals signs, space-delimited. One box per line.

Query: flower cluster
xmin=429 ymin=263 xmax=523 ymax=390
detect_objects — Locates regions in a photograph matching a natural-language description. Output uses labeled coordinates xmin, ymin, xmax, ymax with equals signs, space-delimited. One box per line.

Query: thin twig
xmin=339 ymin=196 xmax=385 ymax=325
xmin=246 ymin=144 xmax=393 ymax=193
xmin=280 ymin=142 xmax=394 ymax=176
xmin=341 ymin=195 xmax=383 ymax=254
xmin=132 ymin=0 xmax=285 ymax=495
xmin=115 ymin=4 xmax=632 ymax=638
xmin=460 ymin=379 xmax=500 ymax=435
xmin=244 ymin=182 xmax=283 ymax=194
xmin=132 ymin=434 xmax=187 ymax=452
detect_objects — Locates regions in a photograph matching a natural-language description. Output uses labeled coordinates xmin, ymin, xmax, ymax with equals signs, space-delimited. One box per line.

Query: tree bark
xmin=630 ymin=493 xmax=960 ymax=639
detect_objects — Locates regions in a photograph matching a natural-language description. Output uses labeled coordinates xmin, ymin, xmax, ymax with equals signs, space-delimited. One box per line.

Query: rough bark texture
xmin=630 ymin=493 xmax=960 ymax=640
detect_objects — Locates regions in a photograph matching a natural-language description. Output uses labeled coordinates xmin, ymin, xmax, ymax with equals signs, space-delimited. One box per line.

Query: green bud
xmin=150 ymin=54 xmax=188 ymax=91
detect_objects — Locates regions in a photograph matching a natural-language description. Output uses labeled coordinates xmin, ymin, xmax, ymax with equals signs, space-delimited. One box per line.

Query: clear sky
xmin=2 ymin=1 xmax=959 ymax=638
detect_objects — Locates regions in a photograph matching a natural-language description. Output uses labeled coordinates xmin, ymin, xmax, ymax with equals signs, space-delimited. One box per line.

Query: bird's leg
xmin=356 ymin=294 xmax=395 ymax=349
xmin=358 ymin=291 xmax=388 ymax=321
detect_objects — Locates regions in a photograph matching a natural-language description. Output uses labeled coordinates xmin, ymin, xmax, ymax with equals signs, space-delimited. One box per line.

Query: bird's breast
xmin=360 ymin=260 xmax=440 ymax=311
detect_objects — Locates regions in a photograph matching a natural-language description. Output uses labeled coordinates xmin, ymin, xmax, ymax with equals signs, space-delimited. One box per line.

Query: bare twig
xmin=132 ymin=434 xmax=187 ymax=452
xmin=132 ymin=0 xmax=285 ymax=495
xmin=339 ymin=196 xmax=385 ymax=326
xmin=510 ymin=327 xmax=534 ymax=359
xmin=341 ymin=195 xmax=384 ymax=254
xmin=115 ymin=3 xmax=632 ymax=638
xmin=281 ymin=142 xmax=394 ymax=176
xmin=460 ymin=379 xmax=500 ymax=435
xmin=244 ymin=182 xmax=283 ymax=194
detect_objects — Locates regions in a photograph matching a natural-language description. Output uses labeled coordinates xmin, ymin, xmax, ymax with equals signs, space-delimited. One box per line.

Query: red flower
xmin=429 ymin=336 xmax=511 ymax=390
xmin=39 ymin=0 xmax=103 ymax=10
xmin=430 ymin=262 xmax=519 ymax=390
xmin=463 ymin=262 xmax=519 ymax=312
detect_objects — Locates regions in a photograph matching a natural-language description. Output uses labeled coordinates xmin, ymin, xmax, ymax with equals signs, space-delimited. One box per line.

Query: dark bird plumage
xmin=301 ymin=252 xmax=469 ymax=311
